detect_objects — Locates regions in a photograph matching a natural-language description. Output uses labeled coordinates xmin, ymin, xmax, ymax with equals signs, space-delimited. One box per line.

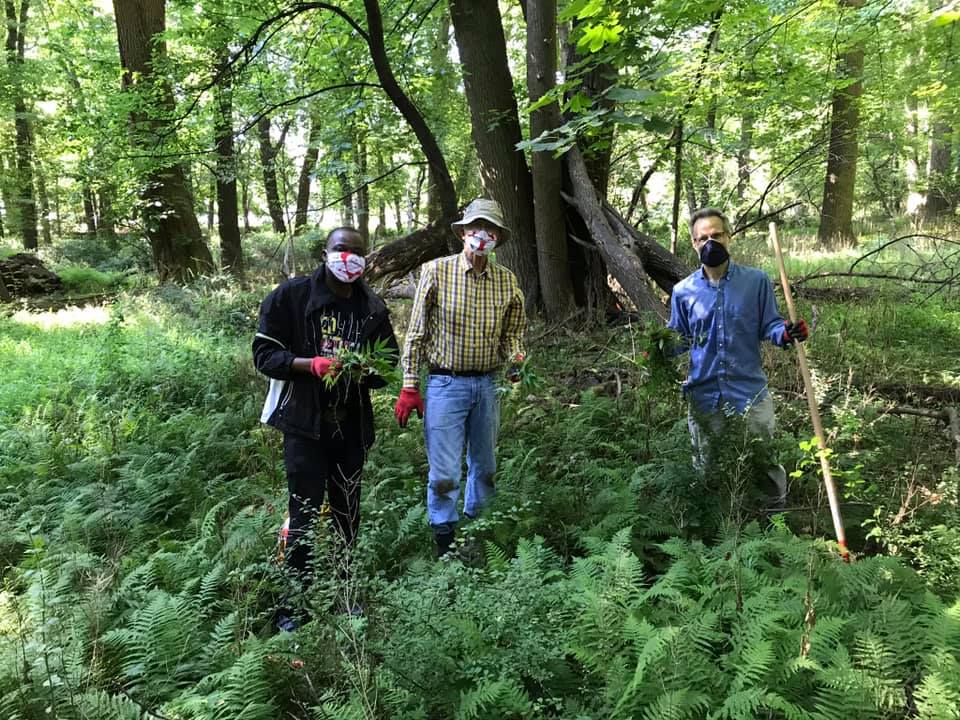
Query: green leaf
xmin=606 ymin=87 xmax=657 ymax=103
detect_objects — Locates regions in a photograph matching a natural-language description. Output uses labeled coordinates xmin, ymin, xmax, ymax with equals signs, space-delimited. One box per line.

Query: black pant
xmin=283 ymin=426 xmax=367 ymax=579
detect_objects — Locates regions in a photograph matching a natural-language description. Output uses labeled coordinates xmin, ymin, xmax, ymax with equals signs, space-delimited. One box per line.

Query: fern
xmin=212 ymin=640 xmax=276 ymax=720
xmin=454 ymin=677 xmax=531 ymax=720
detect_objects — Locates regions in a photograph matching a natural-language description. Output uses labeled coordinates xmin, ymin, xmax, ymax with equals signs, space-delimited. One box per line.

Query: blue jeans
xmin=687 ymin=393 xmax=788 ymax=508
xmin=424 ymin=373 xmax=499 ymax=534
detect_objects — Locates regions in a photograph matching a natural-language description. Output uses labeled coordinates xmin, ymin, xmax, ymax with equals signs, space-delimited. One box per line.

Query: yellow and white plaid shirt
xmin=402 ymin=252 xmax=526 ymax=388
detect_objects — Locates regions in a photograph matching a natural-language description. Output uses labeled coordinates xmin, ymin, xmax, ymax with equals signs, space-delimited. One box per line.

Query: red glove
xmin=394 ymin=388 xmax=424 ymax=427
xmin=310 ymin=356 xmax=341 ymax=378
xmin=782 ymin=319 xmax=809 ymax=345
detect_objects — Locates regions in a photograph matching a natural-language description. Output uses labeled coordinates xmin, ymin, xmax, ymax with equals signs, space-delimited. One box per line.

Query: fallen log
xmin=602 ymin=201 xmax=691 ymax=294
xmin=364 ymin=214 xmax=458 ymax=284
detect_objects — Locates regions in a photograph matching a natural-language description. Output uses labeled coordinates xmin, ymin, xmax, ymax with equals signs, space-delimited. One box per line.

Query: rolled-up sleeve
xmin=500 ymin=280 xmax=527 ymax=361
xmin=253 ymin=287 xmax=297 ymax=380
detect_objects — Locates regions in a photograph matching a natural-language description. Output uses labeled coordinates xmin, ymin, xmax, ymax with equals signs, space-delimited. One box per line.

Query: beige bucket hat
xmin=451 ymin=198 xmax=511 ymax=244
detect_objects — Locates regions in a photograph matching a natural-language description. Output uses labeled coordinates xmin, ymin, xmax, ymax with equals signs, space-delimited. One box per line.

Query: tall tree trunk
xmin=36 ymin=159 xmax=51 ymax=244
xmin=5 ymin=0 xmax=38 ymax=249
xmin=241 ymin=179 xmax=251 ymax=233
xmin=924 ymin=121 xmax=954 ymax=221
xmin=356 ymin=134 xmax=369 ymax=241
xmin=99 ymin=186 xmax=116 ymax=240
xmin=817 ymin=0 xmax=864 ymax=248
xmin=294 ymin=109 xmax=321 ymax=235
xmin=113 ymin=0 xmax=212 ymax=281
xmin=207 ymin=176 xmax=215 ymax=232
xmin=736 ymin=111 xmax=754 ymax=203
xmin=82 ymin=184 xmax=98 ymax=233
xmin=670 ymin=123 xmax=684 ymax=255
xmin=449 ymin=0 xmax=540 ymax=308
xmin=257 ymin=116 xmax=287 ymax=234
xmin=337 ymin=142 xmax=355 ymax=227
xmin=215 ymin=54 xmax=243 ymax=276
xmin=2 ymin=157 xmax=18 ymax=234
xmin=527 ymin=0 xmax=573 ymax=319
xmin=562 ymin=23 xmax=617 ymax=315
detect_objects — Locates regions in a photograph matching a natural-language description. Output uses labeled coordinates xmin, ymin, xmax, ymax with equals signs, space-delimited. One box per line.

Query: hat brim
xmin=451 ymin=213 xmax=511 ymax=244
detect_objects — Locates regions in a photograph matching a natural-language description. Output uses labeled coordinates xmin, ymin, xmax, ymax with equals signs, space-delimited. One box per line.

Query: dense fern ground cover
xmin=2 ymin=256 xmax=960 ymax=718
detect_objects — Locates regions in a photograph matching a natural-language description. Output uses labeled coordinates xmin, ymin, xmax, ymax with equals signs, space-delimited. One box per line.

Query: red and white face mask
xmin=464 ymin=229 xmax=497 ymax=255
xmin=326 ymin=251 xmax=366 ymax=283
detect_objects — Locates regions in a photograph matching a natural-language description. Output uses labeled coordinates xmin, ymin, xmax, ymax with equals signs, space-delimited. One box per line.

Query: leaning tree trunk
xmin=564 ymin=148 xmax=667 ymax=320
xmin=294 ymin=109 xmax=321 ymax=235
xmin=215 ymin=53 xmax=243 ymax=276
xmin=817 ymin=0 xmax=864 ymax=248
xmin=527 ymin=0 xmax=574 ymax=319
xmin=113 ymin=0 xmax=212 ymax=281
xmin=449 ymin=0 xmax=540 ymax=308
xmin=257 ymin=116 xmax=287 ymax=234
xmin=5 ymin=0 xmax=38 ymax=249
xmin=362 ymin=0 xmax=458 ymax=232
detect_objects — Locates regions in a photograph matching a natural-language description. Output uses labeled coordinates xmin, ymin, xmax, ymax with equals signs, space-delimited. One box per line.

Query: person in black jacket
xmin=253 ymin=227 xmax=398 ymax=626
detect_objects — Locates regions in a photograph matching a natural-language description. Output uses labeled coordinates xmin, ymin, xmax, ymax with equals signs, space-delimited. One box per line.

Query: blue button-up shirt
xmin=668 ymin=261 xmax=786 ymax=413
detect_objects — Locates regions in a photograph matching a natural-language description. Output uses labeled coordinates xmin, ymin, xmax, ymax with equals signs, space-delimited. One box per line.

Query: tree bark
xmin=449 ymin=0 xmax=540 ymax=308
xmin=82 ymin=185 xmax=98 ymax=233
xmin=113 ymin=0 xmax=212 ymax=281
xmin=670 ymin=122 xmax=684 ymax=254
xmin=99 ymin=186 xmax=116 ymax=240
xmin=356 ymin=133 xmax=370 ymax=241
xmin=5 ymin=0 xmax=38 ymax=249
xmin=562 ymin=20 xmax=617 ymax=314
xmin=736 ymin=111 xmax=754 ymax=203
xmin=565 ymin=148 xmax=666 ymax=320
xmin=527 ymin=0 xmax=573 ymax=319
xmin=257 ymin=116 xmax=287 ymax=234
xmin=36 ymin=159 xmax=51 ymax=244
xmin=563 ymin=19 xmax=616 ymax=199
xmin=817 ymin=0 xmax=864 ymax=248
xmin=603 ymin=201 xmax=690 ymax=294
xmin=365 ymin=217 xmax=450 ymax=282
xmin=215 ymin=54 xmax=243 ymax=276
xmin=294 ymin=109 xmax=321 ymax=234
xmin=924 ymin=121 xmax=954 ymax=221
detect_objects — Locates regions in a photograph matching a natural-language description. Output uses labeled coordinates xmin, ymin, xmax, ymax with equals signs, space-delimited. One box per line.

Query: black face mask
xmin=699 ymin=240 xmax=729 ymax=268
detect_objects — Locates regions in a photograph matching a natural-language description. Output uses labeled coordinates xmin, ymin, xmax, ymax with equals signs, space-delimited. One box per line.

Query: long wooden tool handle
xmin=769 ymin=222 xmax=849 ymax=561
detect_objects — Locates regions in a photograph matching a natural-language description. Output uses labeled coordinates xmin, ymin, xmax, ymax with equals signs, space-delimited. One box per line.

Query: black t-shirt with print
xmin=316 ymin=290 xmax=369 ymax=408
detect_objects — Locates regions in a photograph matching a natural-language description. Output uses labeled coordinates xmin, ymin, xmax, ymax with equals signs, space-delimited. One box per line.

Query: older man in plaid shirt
xmin=395 ymin=198 xmax=527 ymax=557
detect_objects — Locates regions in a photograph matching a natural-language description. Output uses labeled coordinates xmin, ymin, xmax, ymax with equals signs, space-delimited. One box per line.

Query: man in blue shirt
xmin=668 ymin=207 xmax=809 ymax=509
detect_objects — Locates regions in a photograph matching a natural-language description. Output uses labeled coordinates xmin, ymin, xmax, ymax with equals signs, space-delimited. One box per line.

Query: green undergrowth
xmin=0 ymin=275 xmax=958 ymax=718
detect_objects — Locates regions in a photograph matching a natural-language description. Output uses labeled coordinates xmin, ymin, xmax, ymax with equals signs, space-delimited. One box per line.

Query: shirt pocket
xmin=730 ymin=299 xmax=760 ymax=340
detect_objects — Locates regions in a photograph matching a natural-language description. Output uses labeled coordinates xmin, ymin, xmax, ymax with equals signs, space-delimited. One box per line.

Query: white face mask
xmin=464 ymin=229 xmax=497 ymax=255
xmin=326 ymin=251 xmax=366 ymax=283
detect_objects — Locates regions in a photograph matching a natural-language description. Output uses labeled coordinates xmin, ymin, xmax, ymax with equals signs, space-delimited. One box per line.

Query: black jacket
xmin=252 ymin=265 xmax=398 ymax=446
